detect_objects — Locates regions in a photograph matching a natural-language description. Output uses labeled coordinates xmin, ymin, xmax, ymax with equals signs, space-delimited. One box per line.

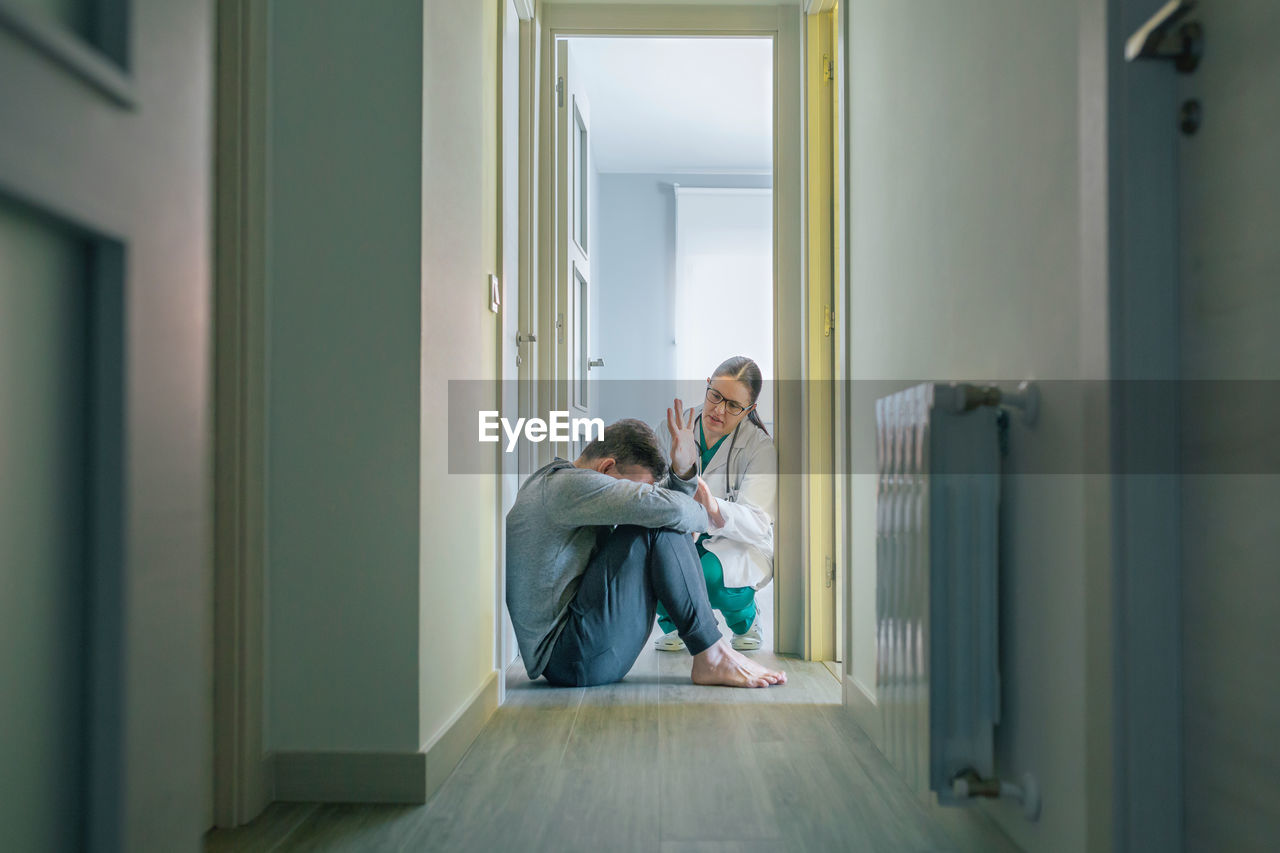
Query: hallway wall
xmin=1177 ymin=1 xmax=1280 ymax=847
xmin=264 ymin=0 xmax=499 ymax=766
xmin=267 ymin=0 xmax=423 ymax=754
xmin=843 ymin=3 xmax=1099 ymax=851
xmin=418 ymin=0 xmax=501 ymax=750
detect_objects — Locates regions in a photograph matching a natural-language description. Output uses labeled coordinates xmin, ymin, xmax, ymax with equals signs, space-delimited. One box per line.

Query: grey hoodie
xmin=505 ymin=458 xmax=707 ymax=679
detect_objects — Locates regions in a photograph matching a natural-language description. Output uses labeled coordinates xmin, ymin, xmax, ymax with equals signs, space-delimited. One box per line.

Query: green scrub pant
xmin=656 ymin=542 xmax=757 ymax=636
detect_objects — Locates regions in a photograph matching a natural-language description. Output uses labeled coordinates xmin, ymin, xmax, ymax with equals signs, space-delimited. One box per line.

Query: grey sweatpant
xmin=542 ymin=525 xmax=723 ymax=687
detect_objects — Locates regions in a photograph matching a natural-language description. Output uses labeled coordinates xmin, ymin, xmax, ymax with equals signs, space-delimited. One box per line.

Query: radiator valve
xmin=951 ymin=380 xmax=1039 ymax=426
xmin=951 ymin=768 xmax=1042 ymax=821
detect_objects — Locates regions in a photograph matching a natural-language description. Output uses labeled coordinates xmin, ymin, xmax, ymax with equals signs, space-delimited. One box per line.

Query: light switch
xmin=489 ymin=274 xmax=501 ymax=314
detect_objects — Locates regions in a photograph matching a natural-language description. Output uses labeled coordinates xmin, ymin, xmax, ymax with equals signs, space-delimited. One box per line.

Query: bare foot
xmin=690 ymin=639 xmax=787 ymax=688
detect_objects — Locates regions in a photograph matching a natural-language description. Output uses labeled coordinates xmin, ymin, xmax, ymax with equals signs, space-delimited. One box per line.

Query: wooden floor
xmin=208 ymin=626 xmax=1012 ymax=853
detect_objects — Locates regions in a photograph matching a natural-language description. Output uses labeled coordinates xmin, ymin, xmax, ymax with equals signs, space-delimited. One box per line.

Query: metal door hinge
xmin=822 ymin=54 xmax=833 ymax=82
xmin=556 ymin=76 xmax=564 ymax=107
xmin=555 ymin=312 xmax=565 ymax=344
xmin=825 ymin=555 xmax=835 ymax=589
xmin=823 ymin=304 xmax=837 ymax=337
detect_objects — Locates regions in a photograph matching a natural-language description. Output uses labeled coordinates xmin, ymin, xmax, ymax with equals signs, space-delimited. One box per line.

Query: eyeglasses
xmin=705 ymin=385 xmax=753 ymax=417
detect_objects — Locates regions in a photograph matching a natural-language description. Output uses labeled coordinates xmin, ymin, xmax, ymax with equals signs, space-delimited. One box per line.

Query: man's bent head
xmin=574 ymin=418 xmax=668 ymax=484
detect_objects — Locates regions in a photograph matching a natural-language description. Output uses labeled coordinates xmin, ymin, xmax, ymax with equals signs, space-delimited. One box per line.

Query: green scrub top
xmin=697 ymin=418 xmax=728 ymax=472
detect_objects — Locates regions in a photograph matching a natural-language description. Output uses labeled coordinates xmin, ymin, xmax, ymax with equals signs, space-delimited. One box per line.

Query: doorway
xmin=563 ymin=34 xmax=776 ymax=646
xmin=527 ymin=2 xmax=808 ymax=658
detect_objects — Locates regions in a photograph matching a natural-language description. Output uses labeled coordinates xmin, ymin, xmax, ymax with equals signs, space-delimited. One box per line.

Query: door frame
xmin=530 ymin=2 xmax=808 ymax=656
xmin=555 ymin=37 xmax=594 ymax=438
xmin=1092 ymin=1 xmax=1184 ymax=849
xmin=496 ymin=0 xmax=537 ymax=704
xmin=802 ymin=3 xmax=839 ymax=661
xmin=212 ymin=0 xmax=272 ymax=828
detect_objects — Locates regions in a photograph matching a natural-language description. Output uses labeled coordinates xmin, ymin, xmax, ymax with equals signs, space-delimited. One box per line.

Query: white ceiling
xmin=568 ymin=38 xmax=773 ymax=174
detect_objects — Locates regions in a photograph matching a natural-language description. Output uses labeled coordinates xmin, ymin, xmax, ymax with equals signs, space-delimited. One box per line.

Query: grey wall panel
xmin=265 ymin=0 xmax=424 ymax=754
xmin=1178 ymin=1 xmax=1280 ymax=849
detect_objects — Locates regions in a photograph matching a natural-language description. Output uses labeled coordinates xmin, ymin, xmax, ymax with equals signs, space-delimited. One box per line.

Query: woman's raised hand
xmin=667 ymin=398 xmax=698 ymax=479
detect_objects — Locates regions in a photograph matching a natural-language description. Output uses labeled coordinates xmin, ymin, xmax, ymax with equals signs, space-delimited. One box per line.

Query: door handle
xmin=1125 ymin=0 xmax=1203 ymax=73
xmin=588 ymin=357 xmax=605 ymax=369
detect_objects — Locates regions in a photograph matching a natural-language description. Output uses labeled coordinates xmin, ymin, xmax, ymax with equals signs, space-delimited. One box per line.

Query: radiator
xmin=876 ymin=383 xmax=1001 ymax=805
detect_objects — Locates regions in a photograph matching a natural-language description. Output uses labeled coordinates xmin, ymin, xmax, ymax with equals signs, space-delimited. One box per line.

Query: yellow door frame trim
xmin=803 ymin=6 xmax=838 ymax=661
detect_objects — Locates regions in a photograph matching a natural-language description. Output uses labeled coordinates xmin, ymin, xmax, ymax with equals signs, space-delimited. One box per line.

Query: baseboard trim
xmin=423 ymin=670 xmax=500 ymax=798
xmin=842 ymin=674 xmax=882 ymax=745
xmin=273 ymin=750 xmax=427 ymax=803
xmin=271 ymin=670 xmax=500 ymax=804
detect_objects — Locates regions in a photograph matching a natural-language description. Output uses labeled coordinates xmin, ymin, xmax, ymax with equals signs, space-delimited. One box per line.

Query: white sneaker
xmin=653 ymin=628 xmax=686 ymax=651
xmin=731 ymin=616 xmax=763 ymax=651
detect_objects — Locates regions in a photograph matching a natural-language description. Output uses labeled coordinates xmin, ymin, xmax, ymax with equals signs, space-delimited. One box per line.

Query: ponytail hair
xmin=712 ymin=355 xmax=769 ymax=436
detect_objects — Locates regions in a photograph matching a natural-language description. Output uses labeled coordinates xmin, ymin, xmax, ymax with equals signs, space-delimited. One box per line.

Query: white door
xmin=1175 ymin=1 xmax=1280 ymax=847
xmin=555 ymin=40 xmax=599 ymax=458
xmin=1 ymin=2 xmax=210 ymax=847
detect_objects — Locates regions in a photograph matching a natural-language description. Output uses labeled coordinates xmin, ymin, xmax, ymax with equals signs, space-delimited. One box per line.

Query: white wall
xmin=593 ymin=172 xmax=772 ymax=427
xmin=673 ymin=187 xmax=773 ymax=389
xmin=844 ymin=3 xmax=1098 ymax=850
xmin=418 ymin=0 xmax=500 ymax=749
xmin=265 ymin=0 xmax=499 ymax=762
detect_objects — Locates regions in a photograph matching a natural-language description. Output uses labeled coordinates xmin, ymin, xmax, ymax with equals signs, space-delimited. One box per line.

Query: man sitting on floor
xmin=505 ymin=417 xmax=786 ymax=689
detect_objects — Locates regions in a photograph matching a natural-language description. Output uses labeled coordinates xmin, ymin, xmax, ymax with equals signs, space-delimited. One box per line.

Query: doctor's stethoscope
xmin=693 ymin=413 xmax=746 ymax=503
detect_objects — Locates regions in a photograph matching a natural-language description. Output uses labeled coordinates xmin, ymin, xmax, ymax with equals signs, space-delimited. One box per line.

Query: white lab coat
xmin=655 ymin=406 xmax=777 ymax=590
